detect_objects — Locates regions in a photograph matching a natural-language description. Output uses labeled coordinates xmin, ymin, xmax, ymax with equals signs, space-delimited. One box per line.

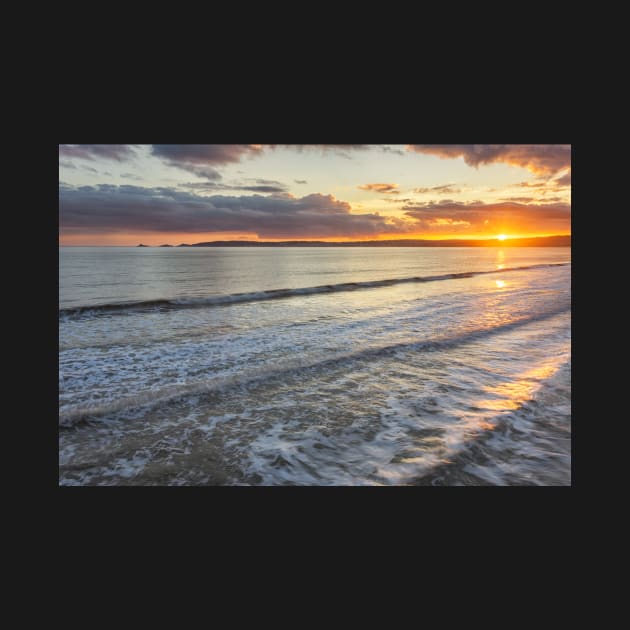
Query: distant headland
xmin=138 ymin=235 xmax=570 ymax=248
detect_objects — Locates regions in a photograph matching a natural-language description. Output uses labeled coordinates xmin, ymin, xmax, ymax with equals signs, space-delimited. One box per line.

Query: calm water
xmin=59 ymin=247 xmax=571 ymax=485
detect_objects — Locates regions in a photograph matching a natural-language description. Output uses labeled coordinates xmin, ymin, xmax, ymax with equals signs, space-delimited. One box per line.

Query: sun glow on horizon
xmin=497 ymin=234 xmax=507 ymax=241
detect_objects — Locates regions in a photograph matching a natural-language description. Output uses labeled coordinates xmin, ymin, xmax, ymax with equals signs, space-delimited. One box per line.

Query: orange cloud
xmin=414 ymin=184 xmax=461 ymax=194
xmin=358 ymin=183 xmax=399 ymax=194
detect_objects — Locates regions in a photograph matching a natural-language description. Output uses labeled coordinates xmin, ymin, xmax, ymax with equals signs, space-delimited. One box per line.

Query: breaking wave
xmin=59 ymin=263 xmax=569 ymax=320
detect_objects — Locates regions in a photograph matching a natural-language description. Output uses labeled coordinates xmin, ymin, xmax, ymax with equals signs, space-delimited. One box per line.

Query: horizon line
xmin=60 ymin=234 xmax=571 ymax=247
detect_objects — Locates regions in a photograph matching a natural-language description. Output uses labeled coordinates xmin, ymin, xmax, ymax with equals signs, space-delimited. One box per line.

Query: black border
xmin=54 ymin=97 xmax=574 ymax=548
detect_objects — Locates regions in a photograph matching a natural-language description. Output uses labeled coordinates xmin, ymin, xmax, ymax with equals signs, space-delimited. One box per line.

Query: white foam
xmin=59 ymin=264 xmax=571 ymax=485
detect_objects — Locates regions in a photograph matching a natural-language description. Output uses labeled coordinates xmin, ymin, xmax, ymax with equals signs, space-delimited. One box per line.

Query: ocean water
xmin=59 ymin=246 xmax=571 ymax=486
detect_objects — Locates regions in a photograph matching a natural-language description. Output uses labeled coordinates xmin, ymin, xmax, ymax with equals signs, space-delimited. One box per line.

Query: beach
xmin=59 ymin=246 xmax=571 ymax=485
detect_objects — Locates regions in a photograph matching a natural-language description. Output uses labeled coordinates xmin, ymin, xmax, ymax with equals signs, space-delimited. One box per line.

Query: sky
xmin=59 ymin=144 xmax=571 ymax=245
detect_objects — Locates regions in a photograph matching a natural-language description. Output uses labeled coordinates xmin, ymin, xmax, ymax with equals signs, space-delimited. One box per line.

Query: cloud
xmin=500 ymin=196 xmax=536 ymax=203
xmin=180 ymin=177 xmax=289 ymax=194
xmin=181 ymin=182 xmax=288 ymax=194
xmin=555 ymin=171 xmax=571 ymax=186
xmin=414 ymin=184 xmax=461 ymax=194
xmin=403 ymin=200 xmax=571 ymax=234
xmin=183 ymin=165 xmax=223 ymax=180
xmin=59 ymin=184 xmax=403 ymax=239
xmin=152 ymin=144 xmax=363 ymax=169
xmin=513 ymin=180 xmax=548 ymax=188
xmin=152 ymin=145 xmax=370 ymax=176
xmin=151 ymin=144 xmax=263 ymax=165
xmin=150 ymin=144 xmax=264 ymax=180
xmin=407 ymin=144 xmax=570 ymax=175
xmin=239 ymin=186 xmax=286 ymax=193
xmin=294 ymin=145 xmax=402 ymax=156
xmin=120 ymin=173 xmax=142 ymax=180
xmin=512 ymin=170 xmax=571 ymax=192
xmin=358 ymin=183 xmax=399 ymax=194
xmin=253 ymin=178 xmax=283 ymax=185
xmin=381 ymin=146 xmax=405 ymax=156
xmin=285 ymin=145 xmax=368 ymax=160
xmin=59 ymin=144 xmax=136 ymax=162
xmin=289 ymin=144 xmax=367 ymax=152
xmin=538 ymin=196 xmax=565 ymax=203
xmin=295 ymin=179 xmax=308 ymax=184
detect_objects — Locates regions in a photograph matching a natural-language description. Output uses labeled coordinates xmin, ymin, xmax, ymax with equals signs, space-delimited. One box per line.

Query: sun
xmin=497 ymin=234 xmax=507 ymax=241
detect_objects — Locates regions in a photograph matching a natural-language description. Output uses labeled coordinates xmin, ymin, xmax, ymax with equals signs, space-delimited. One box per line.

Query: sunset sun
xmin=497 ymin=234 xmax=507 ymax=241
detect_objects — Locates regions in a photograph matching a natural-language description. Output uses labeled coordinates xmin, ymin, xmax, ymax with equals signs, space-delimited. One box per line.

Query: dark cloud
xmin=381 ymin=146 xmax=405 ymax=156
xmin=382 ymin=198 xmax=412 ymax=203
xmin=403 ymin=200 xmax=571 ymax=234
xmin=262 ymin=144 xmax=371 ymax=160
xmin=513 ymin=171 xmax=571 ymax=191
xmin=289 ymin=144 xmax=367 ymax=152
xmin=239 ymin=185 xmax=286 ymax=193
xmin=148 ymin=145 xmax=372 ymax=179
xmin=407 ymin=144 xmax=570 ymax=175
xmin=274 ymin=145 xmax=367 ymax=160
xmin=59 ymin=144 xmax=136 ymax=162
xmin=180 ymin=178 xmax=289 ymax=194
xmin=59 ymin=161 xmax=76 ymax=169
xmin=414 ymin=184 xmax=461 ymax=194
xmin=183 ymin=165 xmax=223 ymax=180
xmin=295 ymin=179 xmax=308 ymax=184
xmin=59 ymin=184 xmax=402 ymax=239
xmin=253 ymin=178 xmax=284 ymax=186
xmin=358 ymin=183 xmax=399 ymax=194
xmin=151 ymin=144 xmax=263 ymax=165
xmin=151 ymin=145 xmax=264 ymax=181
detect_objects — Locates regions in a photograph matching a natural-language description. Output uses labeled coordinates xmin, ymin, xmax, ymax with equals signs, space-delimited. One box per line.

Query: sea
xmin=59 ymin=246 xmax=571 ymax=485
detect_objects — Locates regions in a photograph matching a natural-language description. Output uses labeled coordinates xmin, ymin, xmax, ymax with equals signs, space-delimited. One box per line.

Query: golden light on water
xmin=479 ymin=362 xmax=561 ymax=412
xmin=495 ymin=280 xmax=506 ymax=289
xmin=496 ymin=249 xmax=505 ymax=270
